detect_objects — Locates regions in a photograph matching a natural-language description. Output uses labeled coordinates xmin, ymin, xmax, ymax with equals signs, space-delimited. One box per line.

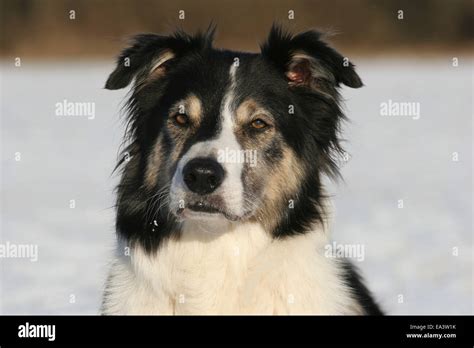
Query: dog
xmin=101 ymin=25 xmax=383 ymax=315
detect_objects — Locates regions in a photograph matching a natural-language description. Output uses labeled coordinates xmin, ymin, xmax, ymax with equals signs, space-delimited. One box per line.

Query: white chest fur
xmin=102 ymin=221 xmax=362 ymax=314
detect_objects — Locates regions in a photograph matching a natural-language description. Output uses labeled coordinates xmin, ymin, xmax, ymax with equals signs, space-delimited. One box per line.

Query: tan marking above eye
xmin=236 ymin=98 xmax=274 ymax=128
xmin=236 ymin=99 xmax=258 ymax=124
xmin=169 ymin=94 xmax=202 ymax=128
xmin=186 ymin=94 xmax=202 ymax=123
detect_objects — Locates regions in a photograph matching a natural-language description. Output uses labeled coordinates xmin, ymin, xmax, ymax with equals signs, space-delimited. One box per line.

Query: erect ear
xmin=105 ymin=27 xmax=216 ymax=90
xmin=260 ymin=25 xmax=363 ymax=91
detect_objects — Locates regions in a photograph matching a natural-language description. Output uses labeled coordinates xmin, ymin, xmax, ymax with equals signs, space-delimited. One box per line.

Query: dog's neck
xmin=121 ymin=218 xmax=330 ymax=268
xmin=178 ymin=220 xmax=274 ymax=258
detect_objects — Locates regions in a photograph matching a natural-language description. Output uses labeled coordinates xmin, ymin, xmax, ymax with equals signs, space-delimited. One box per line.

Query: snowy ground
xmin=0 ymin=58 xmax=472 ymax=314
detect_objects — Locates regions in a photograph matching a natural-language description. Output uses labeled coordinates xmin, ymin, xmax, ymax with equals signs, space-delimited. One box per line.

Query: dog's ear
xmin=260 ymin=25 xmax=362 ymax=91
xmin=105 ymin=28 xmax=216 ymax=90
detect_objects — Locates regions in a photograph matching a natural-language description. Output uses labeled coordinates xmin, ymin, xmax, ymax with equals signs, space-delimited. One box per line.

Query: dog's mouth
xmin=176 ymin=201 xmax=241 ymax=221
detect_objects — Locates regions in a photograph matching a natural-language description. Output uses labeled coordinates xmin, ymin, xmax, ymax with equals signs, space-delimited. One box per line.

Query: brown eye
xmin=174 ymin=113 xmax=189 ymax=126
xmin=250 ymin=119 xmax=268 ymax=130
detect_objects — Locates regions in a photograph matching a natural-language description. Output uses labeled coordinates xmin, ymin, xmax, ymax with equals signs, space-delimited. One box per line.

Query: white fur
xmin=102 ymin=221 xmax=363 ymax=315
xmin=169 ymin=63 xmax=245 ymax=216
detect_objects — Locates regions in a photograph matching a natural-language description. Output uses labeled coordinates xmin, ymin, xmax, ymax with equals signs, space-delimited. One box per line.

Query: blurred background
xmin=0 ymin=0 xmax=472 ymax=314
xmin=1 ymin=0 xmax=473 ymax=57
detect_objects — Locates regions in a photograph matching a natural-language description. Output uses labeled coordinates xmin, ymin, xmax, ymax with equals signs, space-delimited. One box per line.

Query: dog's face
xmin=106 ymin=26 xmax=362 ymax=249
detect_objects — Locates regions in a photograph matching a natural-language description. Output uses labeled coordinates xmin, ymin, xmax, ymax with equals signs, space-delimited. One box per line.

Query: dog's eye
xmin=174 ymin=113 xmax=189 ymax=126
xmin=250 ymin=119 xmax=268 ymax=130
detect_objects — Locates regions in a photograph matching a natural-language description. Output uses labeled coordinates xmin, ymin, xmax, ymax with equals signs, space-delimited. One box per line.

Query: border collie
xmin=102 ymin=25 xmax=382 ymax=315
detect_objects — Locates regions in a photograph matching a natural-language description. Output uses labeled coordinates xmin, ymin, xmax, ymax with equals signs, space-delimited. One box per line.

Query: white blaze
xmin=170 ymin=63 xmax=245 ymax=216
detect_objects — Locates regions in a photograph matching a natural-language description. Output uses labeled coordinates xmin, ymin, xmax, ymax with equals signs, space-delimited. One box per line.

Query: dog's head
xmin=106 ymin=25 xmax=362 ymax=250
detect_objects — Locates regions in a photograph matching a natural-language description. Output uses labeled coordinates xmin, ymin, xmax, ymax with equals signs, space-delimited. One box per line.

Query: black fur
xmin=106 ymin=25 xmax=383 ymax=314
xmin=342 ymin=261 xmax=384 ymax=315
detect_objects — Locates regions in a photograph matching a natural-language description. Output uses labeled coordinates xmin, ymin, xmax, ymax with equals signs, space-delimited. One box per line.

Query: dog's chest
xmin=104 ymin=222 xmax=360 ymax=314
xmin=131 ymin=222 xmax=272 ymax=313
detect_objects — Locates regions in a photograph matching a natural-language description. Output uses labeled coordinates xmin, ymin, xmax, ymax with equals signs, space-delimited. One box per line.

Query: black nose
xmin=183 ymin=157 xmax=225 ymax=195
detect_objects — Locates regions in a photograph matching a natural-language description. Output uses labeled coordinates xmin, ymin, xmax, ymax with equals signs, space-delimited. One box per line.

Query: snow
xmin=0 ymin=58 xmax=472 ymax=314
